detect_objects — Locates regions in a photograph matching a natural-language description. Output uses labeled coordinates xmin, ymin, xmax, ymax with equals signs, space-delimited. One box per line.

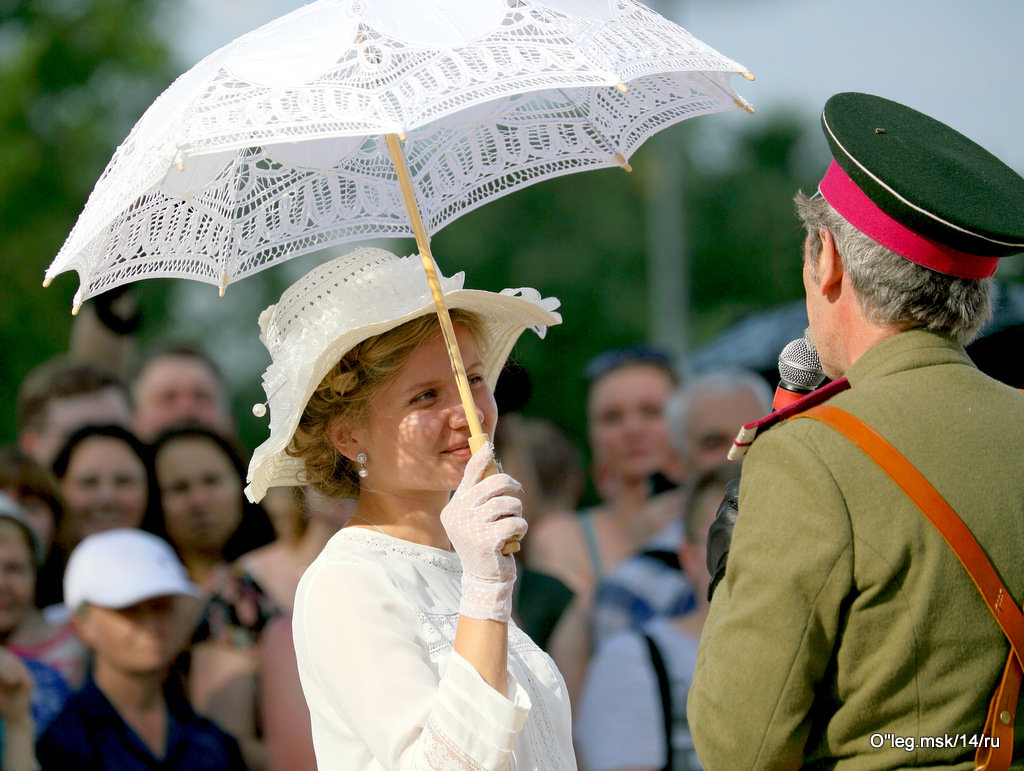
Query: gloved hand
xmin=706 ymin=476 xmax=741 ymax=601
xmin=441 ymin=444 xmax=527 ymax=622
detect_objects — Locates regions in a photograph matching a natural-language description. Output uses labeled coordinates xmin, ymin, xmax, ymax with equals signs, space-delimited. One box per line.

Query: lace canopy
xmin=45 ymin=0 xmax=750 ymax=310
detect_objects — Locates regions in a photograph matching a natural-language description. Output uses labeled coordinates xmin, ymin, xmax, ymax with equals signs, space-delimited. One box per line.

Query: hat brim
xmin=89 ymin=580 xmax=202 ymax=611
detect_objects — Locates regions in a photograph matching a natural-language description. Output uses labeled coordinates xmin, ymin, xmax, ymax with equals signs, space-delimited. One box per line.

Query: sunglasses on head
xmin=583 ymin=345 xmax=673 ymax=383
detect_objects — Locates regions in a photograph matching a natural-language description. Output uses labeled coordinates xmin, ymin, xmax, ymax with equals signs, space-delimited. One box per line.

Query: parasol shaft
xmin=385 ymin=133 xmax=519 ymax=555
xmin=385 ymin=134 xmax=487 ymax=449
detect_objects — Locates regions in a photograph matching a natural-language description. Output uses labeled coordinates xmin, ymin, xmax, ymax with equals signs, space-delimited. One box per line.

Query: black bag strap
xmin=639 ymin=548 xmax=682 ymax=571
xmin=643 ymin=632 xmax=674 ymax=771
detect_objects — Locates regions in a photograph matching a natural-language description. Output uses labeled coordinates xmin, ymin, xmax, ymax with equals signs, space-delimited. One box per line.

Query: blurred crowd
xmin=0 ymin=295 xmax=773 ymax=770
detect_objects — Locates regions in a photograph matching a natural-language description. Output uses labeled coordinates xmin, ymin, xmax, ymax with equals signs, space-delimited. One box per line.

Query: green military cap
xmin=817 ymin=92 xmax=1024 ymax=278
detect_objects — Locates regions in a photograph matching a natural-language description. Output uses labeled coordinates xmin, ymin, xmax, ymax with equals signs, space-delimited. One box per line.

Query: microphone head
xmin=778 ymin=332 xmax=825 ymax=392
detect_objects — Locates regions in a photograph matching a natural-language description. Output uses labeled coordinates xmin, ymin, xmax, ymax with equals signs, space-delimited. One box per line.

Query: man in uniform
xmin=688 ymin=92 xmax=1024 ymax=768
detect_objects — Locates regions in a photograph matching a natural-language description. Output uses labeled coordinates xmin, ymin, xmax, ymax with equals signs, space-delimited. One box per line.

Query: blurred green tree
xmin=687 ymin=111 xmax=825 ymax=339
xmin=0 ymin=0 xmax=176 ymax=444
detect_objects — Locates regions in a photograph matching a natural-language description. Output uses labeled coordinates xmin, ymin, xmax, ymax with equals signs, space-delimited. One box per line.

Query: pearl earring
xmin=356 ymin=452 xmax=368 ymax=478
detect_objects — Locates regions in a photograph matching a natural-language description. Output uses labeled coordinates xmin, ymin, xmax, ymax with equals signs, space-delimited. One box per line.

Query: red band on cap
xmin=818 ymin=160 xmax=997 ymax=279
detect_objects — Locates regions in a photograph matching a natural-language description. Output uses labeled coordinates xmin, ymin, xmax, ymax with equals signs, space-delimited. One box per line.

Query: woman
xmin=50 ymin=424 xmax=161 ymax=551
xmin=152 ymin=426 xmax=276 ymax=594
xmin=245 ymin=247 xmax=574 ymax=769
xmin=0 ymin=492 xmax=88 ymax=691
xmin=0 ymin=492 xmax=80 ymax=730
xmin=151 ymin=425 xmax=278 ymax=769
xmin=528 ymin=347 xmax=681 ymax=597
xmin=524 ymin=348 xmax=681 ymax=705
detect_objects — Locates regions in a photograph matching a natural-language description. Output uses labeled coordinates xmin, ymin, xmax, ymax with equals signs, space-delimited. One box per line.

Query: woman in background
xmin=528 ymin=347 xmax=681 ymax=595
xmin=50 ymin=424 xmax=160 ymax=552
xmin=0 ymin=493 xmax=78 ymax=734
xmin=151 ymin=425 xmax=278 ymax=770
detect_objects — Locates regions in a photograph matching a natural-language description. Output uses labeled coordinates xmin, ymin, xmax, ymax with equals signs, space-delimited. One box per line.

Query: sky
xmin=681 ymin=0 xmax=1024 ymax=172
xmin=176 ymin=0 xmax=1024 ymax=172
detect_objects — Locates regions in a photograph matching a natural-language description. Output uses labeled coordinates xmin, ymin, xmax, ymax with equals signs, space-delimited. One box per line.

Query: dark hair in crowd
xmin=16 ymin=356 xmax=127 ymax=434
xmin=583 ymin=344 xmax=678 ymax=388
xmin=130 ymin=341 xmax=225 ymax=390
xmin=0 ymin=445 xmax=67 ymax=528
xmin=0 ymin=445 xmax=69 ymax=605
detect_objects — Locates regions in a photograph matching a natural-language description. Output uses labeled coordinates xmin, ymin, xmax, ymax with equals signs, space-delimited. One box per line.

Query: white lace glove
xmin=441 ymin=444 xmax=527 ymax=622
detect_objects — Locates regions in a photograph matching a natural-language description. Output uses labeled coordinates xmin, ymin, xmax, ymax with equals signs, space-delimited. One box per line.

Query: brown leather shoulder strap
xmin=793 ymin=404 xmax=1024 ymax=663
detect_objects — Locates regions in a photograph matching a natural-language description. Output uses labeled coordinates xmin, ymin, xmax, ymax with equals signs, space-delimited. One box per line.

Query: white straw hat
xmin=245 ymin=247 xmax=561 ymax=503
xmin=64 ymin=529 xmax=199 ymax=612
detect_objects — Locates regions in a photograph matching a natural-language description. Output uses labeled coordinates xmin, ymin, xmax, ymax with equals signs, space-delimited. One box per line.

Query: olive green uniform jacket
xmin=688 ymin=329 xmax=1024 ymax=769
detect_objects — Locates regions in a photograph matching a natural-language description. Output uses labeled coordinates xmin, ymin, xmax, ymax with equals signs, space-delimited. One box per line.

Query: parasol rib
xmin=385 ymin=133 xmax=520 ymax=554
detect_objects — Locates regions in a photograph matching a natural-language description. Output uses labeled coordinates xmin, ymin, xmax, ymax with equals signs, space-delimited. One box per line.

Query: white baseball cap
xmin=64 ymin=529 xmax=200 ymax=611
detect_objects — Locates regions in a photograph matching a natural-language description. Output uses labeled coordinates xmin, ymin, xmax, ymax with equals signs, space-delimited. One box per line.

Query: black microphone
xmin=773 ymin=331 xmax=826 ymax=409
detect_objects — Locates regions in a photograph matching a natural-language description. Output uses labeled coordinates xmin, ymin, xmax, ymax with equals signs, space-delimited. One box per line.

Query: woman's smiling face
xmin=337 ymin=324 xmax=497 ymax=501
xmin=587 ymin=364 xmax=675 ymax=485
xmin=60 ymin=437 xmax=148 ymax=543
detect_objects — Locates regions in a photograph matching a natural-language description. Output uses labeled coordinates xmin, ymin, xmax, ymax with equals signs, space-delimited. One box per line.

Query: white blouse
xmin=292 ymin=527 xmax=577 ymax=770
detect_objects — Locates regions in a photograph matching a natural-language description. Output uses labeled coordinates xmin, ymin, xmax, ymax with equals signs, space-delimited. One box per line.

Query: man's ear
xmin=817 ymin=227 xmax=845 ymax=299
xmin=327 ymin=419 xmax=363 ymax=462
xmin=70 ymin=606 xmax=95 ymax=648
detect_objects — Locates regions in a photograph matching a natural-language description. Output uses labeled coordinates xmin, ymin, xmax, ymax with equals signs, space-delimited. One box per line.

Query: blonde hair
xmin=287 ymin=311 xmax=486 ymax=498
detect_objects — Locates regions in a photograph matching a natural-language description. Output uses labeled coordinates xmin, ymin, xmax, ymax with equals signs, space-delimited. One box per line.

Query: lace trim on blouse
xmin=337 ymin=527 xmax=463 ymax=574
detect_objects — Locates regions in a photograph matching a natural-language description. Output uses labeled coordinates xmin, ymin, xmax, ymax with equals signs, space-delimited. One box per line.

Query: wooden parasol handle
xmin=386 ymin=134 xmax=520 ymax=556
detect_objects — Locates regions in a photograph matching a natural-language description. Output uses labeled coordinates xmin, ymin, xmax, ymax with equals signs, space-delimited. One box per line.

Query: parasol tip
xmin=614 ymin=153 xmax=633 ymax=173
xmin=71 ymin=302 xmax=82 ymax=316
xmin=174 ymin=150 xmax=185 ymax=172
xmin=218 ymin=272 xmax=229 ymax=298
xmin=734 ymin=97 xmax=756 ymax=115
xmin=42 ymin=276 xmax=53 ymax=288
xmin=615 ymin=82 xmax=628 ymax=93
xmin=742 ymin=71 xmax=755 ymax=81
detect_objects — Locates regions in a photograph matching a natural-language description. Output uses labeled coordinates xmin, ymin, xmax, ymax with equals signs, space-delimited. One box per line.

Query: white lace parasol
xmin=45 ymin=0 xmax=751 ymax=309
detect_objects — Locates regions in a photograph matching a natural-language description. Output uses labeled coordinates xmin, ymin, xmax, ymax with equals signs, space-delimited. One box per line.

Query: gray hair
xmin=794 ymin=192 xmax=992 ymax=344
xmin=665 ymin=369 xmax=772 ymax=457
